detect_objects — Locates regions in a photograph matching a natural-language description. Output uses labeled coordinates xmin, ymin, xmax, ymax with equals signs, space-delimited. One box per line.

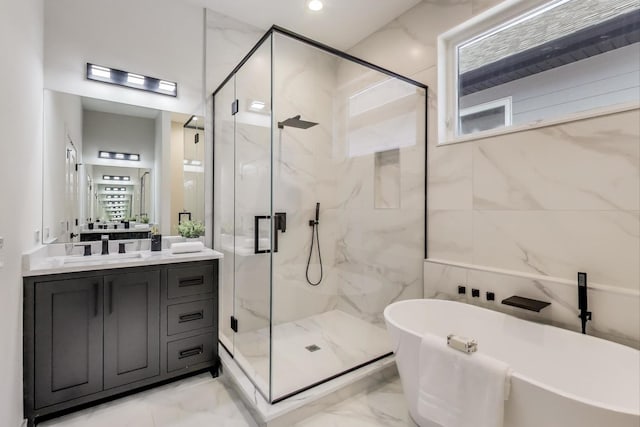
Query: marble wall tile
xmin=429 ymin=143 xmax=474 ymax=210
xmin=473 ymin=110 xmax=640 ymax=211
xmin=206 ymin=10 xmax=265 ymax=92
xmin=423 ymin=260 xmax=468 ymax=297
xmin=423 ymin=260 xmax=640 ymax=348
xmin=334 ymin=207 xmax=425 ymax=326
xmin=473 ymin=210 xmax=640 ymax=290
xmin=427 ymin=210 xmax=473 ymax=263
xmin=471 ymin=0 xmax=505 ymax=15
xmin=347 ymin=1 xmax=473 ymax=78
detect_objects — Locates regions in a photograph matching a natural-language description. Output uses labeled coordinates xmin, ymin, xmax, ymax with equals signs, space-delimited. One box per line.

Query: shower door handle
xmin=254 ymin=215 xmax=271 ymax=254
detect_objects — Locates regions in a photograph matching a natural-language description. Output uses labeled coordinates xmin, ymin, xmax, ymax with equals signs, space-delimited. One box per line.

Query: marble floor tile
xmin=233 ymin=309 xmax=391 ymax=399
xmin=38 ymin=372 xmax=415 ymax=427
xmin=39 ymin=373 xmax=258 ymax=427
xmin=293 ymin=378 xmax=417 ymax=427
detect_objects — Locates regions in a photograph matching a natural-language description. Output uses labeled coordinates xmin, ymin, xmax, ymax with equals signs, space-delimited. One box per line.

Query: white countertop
xmin=23 ymin=247 xmax=223 ymax=277
xmin=80 ymin=228 xmax=151 ymax=234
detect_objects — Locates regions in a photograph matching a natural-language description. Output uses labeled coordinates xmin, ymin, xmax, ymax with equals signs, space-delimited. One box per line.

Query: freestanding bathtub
xmin=384 ymin=299 xmax=640 ymax=427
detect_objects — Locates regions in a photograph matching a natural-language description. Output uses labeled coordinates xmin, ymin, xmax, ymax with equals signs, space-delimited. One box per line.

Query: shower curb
xmin=218 ymin=344 xmax=399 ymax=427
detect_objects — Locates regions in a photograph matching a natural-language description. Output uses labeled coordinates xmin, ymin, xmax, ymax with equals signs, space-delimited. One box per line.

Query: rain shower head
xmin=277 ymin=115 xmax=318 ymax=130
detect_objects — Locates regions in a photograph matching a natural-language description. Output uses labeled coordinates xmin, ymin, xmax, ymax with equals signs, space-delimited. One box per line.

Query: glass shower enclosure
xmin=213 ymin=27 xmax=427 ymax=403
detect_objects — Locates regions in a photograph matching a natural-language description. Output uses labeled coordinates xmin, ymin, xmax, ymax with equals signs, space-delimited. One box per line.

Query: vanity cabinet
xmin=24 ymin=259 xmax=219 ymax=426
xmin=103 ymin=270 xmax=160 ymax=389
xmin=33 ymin=277 xmax=104 ymax=409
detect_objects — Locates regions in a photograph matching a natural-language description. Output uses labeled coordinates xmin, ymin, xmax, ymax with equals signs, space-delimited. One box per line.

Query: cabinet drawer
xmin=167 ymin=333 xmax=215 ymax=373
xmin=167 ymin=264 xmax=214 ymax=299
xmin=167 ymin=299 xmax=215 ymax=336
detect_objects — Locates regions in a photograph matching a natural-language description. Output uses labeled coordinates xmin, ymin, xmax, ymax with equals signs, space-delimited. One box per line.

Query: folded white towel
xmin=418 ymin=332 xmax=511 ymax=427
xmin=134 ymin=224 xmax=150 ymax=230
xmin=170 ymin=241 xmax=204 ymax=254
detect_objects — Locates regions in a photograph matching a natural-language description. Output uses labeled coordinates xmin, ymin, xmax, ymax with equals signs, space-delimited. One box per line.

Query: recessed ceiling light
xmin=249 ymin=100 xmax=266 ymax=111
xmin=308 ymin=0 xmax=323 ymax=11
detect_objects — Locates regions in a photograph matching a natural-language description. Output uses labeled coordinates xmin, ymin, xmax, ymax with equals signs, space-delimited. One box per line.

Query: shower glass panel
xmin=216 ymin=36 xmax=274 ymax=399
xmin=214 ymin=28 xmax=426 ymax=403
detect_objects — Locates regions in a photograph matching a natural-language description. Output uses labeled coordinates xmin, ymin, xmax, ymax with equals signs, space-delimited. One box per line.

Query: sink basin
xmin=62 ymin=252 xmax=145 ymax=265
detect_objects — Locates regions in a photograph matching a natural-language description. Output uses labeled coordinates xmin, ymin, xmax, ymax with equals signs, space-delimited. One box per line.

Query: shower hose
xmin=305 ymin=220 xmax=323 ymax=286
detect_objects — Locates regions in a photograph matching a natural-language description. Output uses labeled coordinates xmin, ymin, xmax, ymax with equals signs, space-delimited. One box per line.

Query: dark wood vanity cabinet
xmin=23 ymin=260 xmax=219 ymax=426
xmin=103 ymin=270 xmax=160 ymax=389
xmin=33 ymin=277 xmax=104 ymax=409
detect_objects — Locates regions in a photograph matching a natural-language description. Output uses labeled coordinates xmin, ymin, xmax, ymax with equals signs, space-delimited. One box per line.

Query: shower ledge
xmin=219 ymin=344 xmax=398 ymax=427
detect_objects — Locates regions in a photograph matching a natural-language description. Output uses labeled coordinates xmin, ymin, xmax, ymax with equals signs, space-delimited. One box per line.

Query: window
xmin=438 ymin=0 xmax=640 ymax=144
xmin=459 ymin=97 xmax=512 ymax=135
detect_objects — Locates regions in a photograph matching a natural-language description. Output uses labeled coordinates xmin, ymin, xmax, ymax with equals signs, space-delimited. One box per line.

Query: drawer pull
xmin=178 ymin=276 xmax=204 ymax=287
xmin=179 ymin=345 xmax=203 ymax=359
xmin=178 ymin=310 xmax=204 ymax=323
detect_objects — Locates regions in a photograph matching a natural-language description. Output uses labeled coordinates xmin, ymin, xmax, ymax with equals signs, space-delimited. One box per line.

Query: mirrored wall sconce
xmin=103 ymin=175 xmax=131 ymax=181
xmin=99 ymin=151 xmax=140 ymax=161
xmin=87 ymin=63 xmax=177 ymax=97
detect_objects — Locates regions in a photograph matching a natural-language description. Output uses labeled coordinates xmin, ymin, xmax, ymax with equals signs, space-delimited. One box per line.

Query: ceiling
xmin=185 ymin=0 xmax=421 ymax=50
xmin=82 ymin=97 xmax=160 ymax=119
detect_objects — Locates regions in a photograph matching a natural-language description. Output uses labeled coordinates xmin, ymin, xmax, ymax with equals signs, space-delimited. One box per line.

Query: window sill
xmin=438 ymin=102 xmax=639 ymax=146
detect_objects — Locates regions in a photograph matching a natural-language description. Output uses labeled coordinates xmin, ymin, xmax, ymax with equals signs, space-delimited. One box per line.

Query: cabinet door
xmin=103 ymin=270 xmax=160 ymax=389
xmin=34 ymin=278 xmax=103 ymax=408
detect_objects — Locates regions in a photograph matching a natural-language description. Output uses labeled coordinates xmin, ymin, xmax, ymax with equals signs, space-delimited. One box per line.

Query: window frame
xmin=459 ymin=96 xmax=512 ymax=135
xmin=437 ymin=0 xmax=640 ymax=145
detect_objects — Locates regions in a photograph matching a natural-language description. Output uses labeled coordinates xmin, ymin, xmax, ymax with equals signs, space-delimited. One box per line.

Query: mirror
xmin=43 ymin=90 xmax=204 ymax=243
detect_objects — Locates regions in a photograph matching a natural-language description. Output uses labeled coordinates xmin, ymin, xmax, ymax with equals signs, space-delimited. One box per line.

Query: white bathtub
xmin=384 ymin=299 xmax=640 ymax=427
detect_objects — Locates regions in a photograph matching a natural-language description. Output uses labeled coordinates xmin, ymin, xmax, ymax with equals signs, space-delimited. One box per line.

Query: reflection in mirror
xmin=182 ymin=115 xmax=205 ymax=226
xmin=43 ymin=90 xmax=203 ymax=244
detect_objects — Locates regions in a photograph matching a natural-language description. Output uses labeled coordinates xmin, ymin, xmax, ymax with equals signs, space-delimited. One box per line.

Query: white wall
xmin=83 ymin=110 xmax=156 ymax=170
xmin=44 ymin=0 xmax=204 ymax=115
xmin=0 ymin=0 xmax=44 ymax=425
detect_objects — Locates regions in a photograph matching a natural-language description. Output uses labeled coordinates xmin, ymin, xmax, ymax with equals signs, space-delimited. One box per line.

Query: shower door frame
xmin=212 ymin=25 xmax=429 ymax=404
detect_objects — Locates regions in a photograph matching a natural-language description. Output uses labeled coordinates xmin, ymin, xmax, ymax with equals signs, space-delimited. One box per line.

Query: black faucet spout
xmin=101 ymin=235 xmax=109 ymax=255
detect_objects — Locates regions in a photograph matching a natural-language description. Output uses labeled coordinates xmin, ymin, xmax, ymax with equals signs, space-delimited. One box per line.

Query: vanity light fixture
xmin=127 ymin=73 xmax=145 ymax=85
xmin=308 ymin=0 xmax=323 ymax=11
xmin=106 ymin=195 xmax=126 ymax=200
xmin=86 ymin=63 xmax=177 ymax=97
xmin=103 ymin=175 xmax=131 ymax=181
xmin=105 ymin=187 xmax=127 ymax=192
xmin=98 ymin=151 xmax=140 ymax=161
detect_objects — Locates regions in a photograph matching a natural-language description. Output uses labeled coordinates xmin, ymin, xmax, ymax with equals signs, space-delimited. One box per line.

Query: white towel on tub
xmin=418 ymin=332 xmax=511 ymax=427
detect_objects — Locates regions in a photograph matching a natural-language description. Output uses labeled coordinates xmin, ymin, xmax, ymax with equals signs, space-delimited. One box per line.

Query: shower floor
xmin=230 ymin=309 xmax=391 ymax=400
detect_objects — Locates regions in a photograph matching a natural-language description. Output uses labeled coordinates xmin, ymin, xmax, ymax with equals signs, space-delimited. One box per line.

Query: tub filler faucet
xmin=578 ymin=272 xmax=592 ymax=334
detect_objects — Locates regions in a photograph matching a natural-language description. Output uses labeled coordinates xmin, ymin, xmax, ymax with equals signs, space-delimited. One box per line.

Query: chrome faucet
xmin=578 ymin=272 xmax=592 ymax=334
xmin=101 ymin=235 xmax=109 ymax=255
